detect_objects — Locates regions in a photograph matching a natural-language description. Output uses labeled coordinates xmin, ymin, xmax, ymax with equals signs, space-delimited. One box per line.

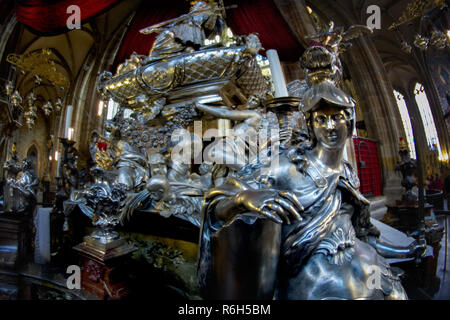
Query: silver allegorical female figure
xmin=197 ymin=80 xmax=425 ymax=300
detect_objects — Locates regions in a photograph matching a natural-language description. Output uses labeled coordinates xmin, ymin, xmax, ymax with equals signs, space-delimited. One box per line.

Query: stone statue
xmin=197 ymin=44 xmax=426 ymax=300
xmin=60 ymin=138 xmax=79 ymax=194
xmin=395 ymin=138 xmax=418 ymax=202
xmin=8 ymin=158 xmax=39 ymax=214
xmin=2 ymin=144 xmax=22 ymax=212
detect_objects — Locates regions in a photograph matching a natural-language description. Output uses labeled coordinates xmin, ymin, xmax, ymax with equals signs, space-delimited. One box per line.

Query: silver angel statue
xmin=2 ymin=145 xmax=22 ymax=213
xmin=7 ymin=158 xmax=39 ymax=214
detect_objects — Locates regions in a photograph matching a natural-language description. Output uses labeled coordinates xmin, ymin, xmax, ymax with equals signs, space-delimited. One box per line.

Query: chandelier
xmin=4 ymin=81 xmax=66 ymax=129
xmin=389 ymin=0 xmax=449 ymax=52
xmin=6 ymin=49 xmax=69 ymax=88
xmin=4 ymin=48 xmax=69 ymax=129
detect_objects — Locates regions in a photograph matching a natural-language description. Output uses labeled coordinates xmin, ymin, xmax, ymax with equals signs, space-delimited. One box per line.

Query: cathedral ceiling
xmin=7 ymin=0 xmax=140 ymax=118
xmin=306 ymin=0 xmax=437 ymax=93
xmin=2 ymin=0 xmax=446 ymax=125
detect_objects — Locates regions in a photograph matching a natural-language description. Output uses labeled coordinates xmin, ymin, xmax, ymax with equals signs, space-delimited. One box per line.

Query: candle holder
xmin=264 ymin=97 xmax=303 ymax=146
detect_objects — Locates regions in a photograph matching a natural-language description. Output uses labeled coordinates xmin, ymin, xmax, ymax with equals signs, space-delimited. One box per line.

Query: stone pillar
xmin=273 ymin=0 xmax=318 ymax=47
xmin=343 ymin=38 xmax=405 ymax=203
xmin=418 ymin=55 xmax=450 ymax=177
xmin=420 ymin=51 xmax=450 ymax=157
xmin=403 ymin=90 xmax=431 ymax=176
xmin=65 ymin=12 xmax=137 ymax=171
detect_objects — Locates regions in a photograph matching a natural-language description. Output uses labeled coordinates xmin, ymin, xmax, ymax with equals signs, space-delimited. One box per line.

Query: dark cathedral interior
xmin=0 ymin=0 xmax=449 ymax=304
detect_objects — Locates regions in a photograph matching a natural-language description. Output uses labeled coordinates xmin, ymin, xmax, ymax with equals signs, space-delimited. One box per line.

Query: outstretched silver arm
xmin=195 ymin=103 xmax=261 ymax=123
xmin=367 ymin=236 xmax=426 ymax=259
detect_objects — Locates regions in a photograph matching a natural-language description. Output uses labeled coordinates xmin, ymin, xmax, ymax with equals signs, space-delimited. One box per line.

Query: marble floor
xmin=1 ymin=207 xmax=449 ymax=300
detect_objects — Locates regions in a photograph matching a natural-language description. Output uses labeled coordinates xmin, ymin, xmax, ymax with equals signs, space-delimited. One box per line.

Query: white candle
xmin=68 ymin=128 xmax=74 ymax=141
xmin=266 ymin=49 xmax=289 ymax=98
xmin=64 ymin=105 xmax=73 ymax=138
xmin=55 ymin=151 xmax=61 ymax=177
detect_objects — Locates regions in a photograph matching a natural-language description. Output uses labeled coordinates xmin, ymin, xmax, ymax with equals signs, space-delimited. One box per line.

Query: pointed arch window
xmin=394 ymin=90 xmax=416 ymax=159
xmin=414 ymin=83 xmax=443 ymax=160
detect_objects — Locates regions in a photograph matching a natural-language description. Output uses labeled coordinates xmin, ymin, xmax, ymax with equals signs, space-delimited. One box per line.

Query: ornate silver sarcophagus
xmin=98 ymin=44 xmax=268 ymax=108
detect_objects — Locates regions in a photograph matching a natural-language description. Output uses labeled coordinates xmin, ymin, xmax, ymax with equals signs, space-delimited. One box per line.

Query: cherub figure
xmin=195 ymin=97 xmax=263 ymax=172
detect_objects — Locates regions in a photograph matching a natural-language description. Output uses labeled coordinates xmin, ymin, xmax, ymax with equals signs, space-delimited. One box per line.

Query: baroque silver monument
xmin=74 ymin=1 xmax=427 ymax=300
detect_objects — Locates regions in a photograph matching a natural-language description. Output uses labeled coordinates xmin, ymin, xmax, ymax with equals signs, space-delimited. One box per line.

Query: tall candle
xmin=64 ymin=105 xmax=73 ymax=139
xmin=266 ymin=49 xmax=288 ymax=98
xmin=55 ymin=151 xmax=61 ymax=178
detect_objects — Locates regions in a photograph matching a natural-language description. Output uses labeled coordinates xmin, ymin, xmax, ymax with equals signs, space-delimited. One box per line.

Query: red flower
xmin=97 ymin=142 xmax=108 ymax=151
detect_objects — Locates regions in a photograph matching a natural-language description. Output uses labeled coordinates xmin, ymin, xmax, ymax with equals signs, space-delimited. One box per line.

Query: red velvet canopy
xmin=227 ymin=0 xmax=303 ymax=61
xmin=14 ymin=0 xmax=122 ymax=34
xmin=13 ymin=0 xmax=304 ymax=62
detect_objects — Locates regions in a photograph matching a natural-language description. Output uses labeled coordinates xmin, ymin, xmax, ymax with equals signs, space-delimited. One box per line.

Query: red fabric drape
xmin=226 ymin=0 xmax=303 ymax=61
xmin=14 ymin=0 xmax=303 ymax=60
xmin=15 ymin=0 xmax=122 ymax=34
xmin=114 ymin=0 xmax=303 ymax=67
xmin=353 ymin=138 xmax=383 ymax=197
xmin=113 ymin=0 xmax=188 ymax=69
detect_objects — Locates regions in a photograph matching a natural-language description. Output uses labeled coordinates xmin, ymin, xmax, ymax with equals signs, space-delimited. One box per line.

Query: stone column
xmin=273 ymin=0 xmax=317 ymax=47
xmin=343 ymin=37 xmax=405 ymax=203
xmin=403 ymin=90 xmax=431 ymax=175
xmin=418 ymin=52 xmax=450 ymax=173
xmin=68 ymin=12 xmax=137 ymax=169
